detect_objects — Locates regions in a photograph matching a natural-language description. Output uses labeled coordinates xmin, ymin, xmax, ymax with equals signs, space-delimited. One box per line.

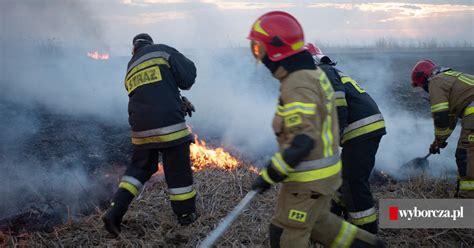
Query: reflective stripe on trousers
xmin=119 ymin=176 xmax=144 ymax=197
xmin=169 ymin=185 xmax=196 ymax=201
xmin=349 ymin=207 xmax=377 ymax=225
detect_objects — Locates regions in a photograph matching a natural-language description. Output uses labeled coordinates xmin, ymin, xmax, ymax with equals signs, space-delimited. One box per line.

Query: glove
xmin=251 ymin=176 xmax=272 ymax=194
xmin=429 ymin=139 xmax=448 ymax=154
xmin=181 ymin=96 xmax=195 ymax=117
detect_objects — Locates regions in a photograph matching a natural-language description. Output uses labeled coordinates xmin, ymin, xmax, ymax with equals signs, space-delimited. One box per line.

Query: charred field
xmin=1 ymin=48 xmax=474 ymax=247
xmin=1 ymin=165 xmax=473 ymax=247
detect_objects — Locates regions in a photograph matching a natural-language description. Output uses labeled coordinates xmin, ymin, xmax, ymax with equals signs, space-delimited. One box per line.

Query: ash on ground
xmin=0 ymin=100 xmax=131 ymax=233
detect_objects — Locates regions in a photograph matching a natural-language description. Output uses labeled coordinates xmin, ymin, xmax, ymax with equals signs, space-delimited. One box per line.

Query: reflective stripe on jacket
xmin=125 ymin=44 xmax=196 ymax=148
xmin=270 ymin=68 xmax=342 ymax=188
xmin=429 ymin=70 xmax=474 ymax=141
xmin=318 ymin=64 xmax=386 ymax=146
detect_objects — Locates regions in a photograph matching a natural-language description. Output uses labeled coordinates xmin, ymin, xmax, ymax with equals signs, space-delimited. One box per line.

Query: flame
xmin=87 ymin=51 xmax=109 ymax=60
xmin=190 ymin=137 xmax=239 ymax=171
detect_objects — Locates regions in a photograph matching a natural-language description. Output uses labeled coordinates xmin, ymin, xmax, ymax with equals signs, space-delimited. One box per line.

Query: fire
xmin=190 ymin=136 xmax=239 ymax=171
xmin=87 ymin=51 xmax=109 ymax=60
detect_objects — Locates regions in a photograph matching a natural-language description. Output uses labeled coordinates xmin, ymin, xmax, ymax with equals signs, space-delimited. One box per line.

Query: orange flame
xmin=190 ymin=137 xmax=239 ymax=171
xmin=87 ymin=51 xmax=109 ymax=60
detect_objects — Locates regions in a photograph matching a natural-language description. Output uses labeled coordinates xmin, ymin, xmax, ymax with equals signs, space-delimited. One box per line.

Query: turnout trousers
xmin=112 ymin=141 xmax=196 ymax=217
xmin=269 ymin=180 xmax=382 ymax=248
xmin=338 ymin=136 xmax=382 ymax=234
xmin=456 ymin=114 xmax=474 ymax=198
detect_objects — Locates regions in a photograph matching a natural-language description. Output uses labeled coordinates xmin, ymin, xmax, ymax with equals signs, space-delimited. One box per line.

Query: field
xmin=0 ymin=48 xmax=473 ymax=247
xmin=2 ymin=166 xmax=473 ymax=247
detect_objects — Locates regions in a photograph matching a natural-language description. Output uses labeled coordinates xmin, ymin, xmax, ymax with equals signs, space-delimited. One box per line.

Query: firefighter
xmin=305 ymin=43 xmax=386 ymax=234
xmin=102 ymin=33 xmax=198 ymax=236
xmin=411 ymin=60 xmax=474 ymax=198
xmin=248 ymin=11 xmax=385 ymax=247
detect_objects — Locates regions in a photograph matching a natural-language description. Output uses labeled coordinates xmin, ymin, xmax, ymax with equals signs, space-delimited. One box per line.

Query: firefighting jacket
xmin=318 ymin=63 xmax=386 ymax=146
xmin=124 ymin=44 xmax=196 ymax=148
xmin=260 ymin=52 xmax=342 ymax=194
xmin=428 ymin=69 xmax=474 ymax=142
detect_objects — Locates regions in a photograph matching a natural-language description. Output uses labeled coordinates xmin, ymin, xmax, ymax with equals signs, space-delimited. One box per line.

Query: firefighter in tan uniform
xmin=248 ymin=11 xmax=385 ymax=248
xmin=411 ymin=60 xmax=474 ymax=198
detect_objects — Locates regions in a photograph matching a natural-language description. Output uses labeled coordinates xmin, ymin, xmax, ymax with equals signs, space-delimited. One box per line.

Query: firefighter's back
xmin=431 ymin=71 xmax=474 ymax=117
xmin=125 ymin=44 xmax=185 ymax=132
xmin=277 ymin=68 xmax=342 ymax=193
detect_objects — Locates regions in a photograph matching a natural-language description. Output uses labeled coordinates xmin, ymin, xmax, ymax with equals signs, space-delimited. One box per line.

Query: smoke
xmin=0 ymin=0 xmax=123 ymax=225
xmin=187 ymin=48 xmax=474 ymax=179
xmin=185 ymin=48 xmax=278 ymax=164
xmin=1 ymin=0 xmax=127 ymax=123
xmin=324 ymin=49 xmax=473 ymax=178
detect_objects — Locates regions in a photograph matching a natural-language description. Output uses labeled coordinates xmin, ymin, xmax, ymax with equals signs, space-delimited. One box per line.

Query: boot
xmin=102 ymin=189 xmax=134 ymax=236
xmin=177 ymin=212 xmax=198 ymax=226
xmin=102 ymin=203 xmax=126 ymax=236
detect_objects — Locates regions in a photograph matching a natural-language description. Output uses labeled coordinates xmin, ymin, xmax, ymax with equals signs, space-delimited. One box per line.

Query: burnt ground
xmin=1 ymin=166 xmax=472 ymax=247
xmin=0 ymin=101 xmax=131 ymax=233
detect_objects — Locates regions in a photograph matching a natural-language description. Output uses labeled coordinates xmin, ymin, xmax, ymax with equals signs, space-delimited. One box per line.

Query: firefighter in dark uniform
xmin=306 ymin=44 xmax=386 ymax=234
xmin=102 ymin=33 xmax=198 ymax=236
xmin=248 ymin=11 xmax=385 ymax=247
xmin=411 ymin=60 xmax=474 ymax=198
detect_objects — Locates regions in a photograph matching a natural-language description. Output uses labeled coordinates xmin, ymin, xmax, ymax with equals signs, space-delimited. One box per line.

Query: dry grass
xmin=1 ymin=166 xmax=473 ymax=247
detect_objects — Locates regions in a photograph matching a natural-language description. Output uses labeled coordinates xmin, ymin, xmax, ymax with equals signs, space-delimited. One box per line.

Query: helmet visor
xmin=250 ymin=40 xmax=266 ymax=61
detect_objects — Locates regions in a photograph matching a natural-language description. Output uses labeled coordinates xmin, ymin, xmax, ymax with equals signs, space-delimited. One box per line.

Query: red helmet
xmin=304 ymin=43 xmax=335 ymax=65
xmin=304 ymin=43 xmax=321 ymax=56
xmin=248 ymin=11 xmax=305 ymax=62
xmin=411 ymin=60 xmax=437 ymax=87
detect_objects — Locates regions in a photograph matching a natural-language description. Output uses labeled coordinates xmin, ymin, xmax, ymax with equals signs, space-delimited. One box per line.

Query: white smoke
xmin=0 ymin=0 xmax=120 ymax=224
xmin=332 ymin=50 xmax=466 ymax=178
xmin=185 ymin=48 xmax=278 ymax=164
xmin=1 ymin=1 xmax=473 ymax=227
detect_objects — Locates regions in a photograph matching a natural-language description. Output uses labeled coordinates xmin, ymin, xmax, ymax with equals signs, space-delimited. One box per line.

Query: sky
xmin=80 ymin=0 xmax=474 ymax=54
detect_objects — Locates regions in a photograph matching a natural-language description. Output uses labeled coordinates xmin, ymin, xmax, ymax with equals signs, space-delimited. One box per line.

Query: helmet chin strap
xmin=422 ymin=80 xmax=430 ymax=92
xmin=262 ymin=54 xmax=280 ymax=73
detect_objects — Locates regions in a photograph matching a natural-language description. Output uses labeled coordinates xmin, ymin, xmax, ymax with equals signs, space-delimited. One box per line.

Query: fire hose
xmin=199 ymin=190 xmax=258 ymax=248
